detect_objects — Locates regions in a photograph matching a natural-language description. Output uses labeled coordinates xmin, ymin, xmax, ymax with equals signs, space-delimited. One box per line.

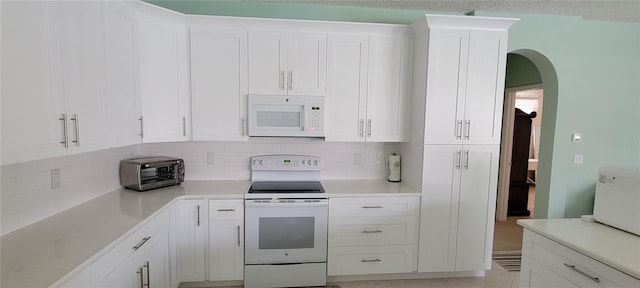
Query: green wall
xmin=505 ymin=54 xmax=542 ymax=88
xmin=146 ymin=1 xmax=640 ymax=219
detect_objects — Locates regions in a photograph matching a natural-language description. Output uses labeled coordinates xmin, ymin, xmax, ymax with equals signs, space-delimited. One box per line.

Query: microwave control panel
xmin=309 ymin=106 xmax=322 ymax=131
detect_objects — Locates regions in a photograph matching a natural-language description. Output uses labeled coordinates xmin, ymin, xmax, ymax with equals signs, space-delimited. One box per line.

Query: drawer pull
xmin=361 ymin=205 xmax=383 ymax=209
xmin=361 ymin=258 xmax=382 ymax=263
xmin=362 ymin=229 xmax=383 ymax=234
xmin=133 ymin=236 xmax=151 ymax=251
xmin=217 ymin=208 xmax=236 ymax=212
xmin=564 ymin=263 xmax=600 ymax=283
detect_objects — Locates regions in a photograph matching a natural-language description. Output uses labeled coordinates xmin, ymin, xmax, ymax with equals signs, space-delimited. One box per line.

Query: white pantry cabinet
xmin=423 ymin=28 xmax=509 ymax=146
xmin=417 ymin=145 xmax=499 ymax=272
xmin=138 ymin=11 xmax=190 ymax=143
xmin=208 ymin=200 xmax=244 ymax=281
xmin=1 ymin=1 xmax=109 ymax=165
xmin=175 ymin=200 xmax=206 ymax=282
xmin=106 ymin=1 xmax=142 ymax=147
xmin=325 ymin=34 xmax=412 ymax=142
xmin=190 ymin=28 xmax=249 ymax=141
xmin=248 ymin=31 xmax=327 ymax=96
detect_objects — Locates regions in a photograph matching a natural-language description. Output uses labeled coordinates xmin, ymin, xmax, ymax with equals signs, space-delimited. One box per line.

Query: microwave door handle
xmin=302 ymin=107 xmax=308 ymax=132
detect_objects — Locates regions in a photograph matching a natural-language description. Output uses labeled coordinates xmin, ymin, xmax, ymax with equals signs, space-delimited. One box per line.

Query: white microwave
xmin=248 ymin=95 xmax=324 ymax=137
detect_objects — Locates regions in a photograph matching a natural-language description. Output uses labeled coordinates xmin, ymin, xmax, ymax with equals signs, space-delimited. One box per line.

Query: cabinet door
xmin=95 ymin=257 xmax=136 ymax=288
xmin=1 ymin=1 xmax=67 ymax=164
xmin=520 ymin=256 xmax=580 ymax=288
xmin=423 ymin=29 xmax=469 ymax=145
xmin=463 ymin=30 xmax=508 ymax=145
xmin=248 ymin=31 xmax=287 ymax=95
xmin=287 ymin=32 xmax=327 ymax=96
xmin=175 ymin=200 xmax=206 ymax=282
xmin=366 ymin=35 xmax=411 ymax=142
xmin=418 ymin=145 xmax=460 ymax=272
xmin=49 ymin=1 xmax=110 ymax=155
xmin=139 ymin=14 xmax=190 ymax=143
xmin=136 ymin=227 xmax=171 ymax=288
xmin=106 ymin=1 xmax=142 ymax=147
xmin=455 ymin=145 xmax=499 ymax=271
xmin=325 ymin=34 xmax=368 ymax=142
xmin=208 ymin=200 xmax=244 ymax=281
xmin=191 ymin=28 xmax=248 ymax=141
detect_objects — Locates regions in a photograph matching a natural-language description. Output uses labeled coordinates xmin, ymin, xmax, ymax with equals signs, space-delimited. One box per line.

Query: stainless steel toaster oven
xmin=120 ymin=156 xmax=185 ymax=191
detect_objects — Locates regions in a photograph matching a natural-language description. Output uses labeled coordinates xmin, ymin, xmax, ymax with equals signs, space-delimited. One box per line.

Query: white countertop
xmin=518 ymin=218 xmax=640 ymax=279
xmin=1 ymin=179 xmax=419 ymax=288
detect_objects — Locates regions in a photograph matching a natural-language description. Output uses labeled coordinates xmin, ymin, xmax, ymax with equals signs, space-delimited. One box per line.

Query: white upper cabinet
xmin=190 ymin=28 xmax=248 ymax=141
xmin=248 ymin=31 xmax=327 ymax=96
xmin=325 ymin=33 xmax=411 ymax=142
xmin=106 ymin=1 xmax=142 ymax=147
xmin=423 ymin=26 xmax=509 ymax=145
xmin=138 ymin=11 xmax=190 ymax=143
xmin=1 ymin=1 xmax=109 ymax=165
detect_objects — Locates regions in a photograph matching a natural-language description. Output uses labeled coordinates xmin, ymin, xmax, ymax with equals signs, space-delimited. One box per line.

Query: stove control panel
xmin=251 ymin=155 xmax=321 ymax=171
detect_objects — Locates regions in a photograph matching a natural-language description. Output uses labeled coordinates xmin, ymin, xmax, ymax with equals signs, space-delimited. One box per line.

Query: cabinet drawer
xmin=522 ymin=230 xmax=640 ymax=287
xmin=327 ymin=245 xmax=416 ymax=276
xmin=329 ymin=197 xmax=419 ymax=217
xmin=209 ymin=199 xmax=244 ymax=220
xmin=329 ymin=217 xmax=416 ymax=246
xmin=91 ymin=209 xmax=169 ymax=281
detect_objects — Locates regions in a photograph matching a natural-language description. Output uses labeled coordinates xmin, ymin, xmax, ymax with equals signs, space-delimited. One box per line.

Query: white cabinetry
xmin=520 ymin=229 xmax=640 ymax=288
xmin=175 ymin=200 xmax=206 ymax=282
xmin=423 ymin=27 xmax=509 ymax=146
xmin=328 ymin=197 xmax=419 ymax=276
xmin=208 ymin=200 xmax=244 ymax=281
xmin=190 ymin=28 xmax=249 ymax=141
xmin=1 ymin=1 xmax=109 ymax=165
xmin=106 ymin=1 xmax=142 ymax=147
xmin=418 ymin=145 xmax=499 ymax=272
xmin=138 ymin=11 xmax=190 ymax=143
xmin=248 ymin=31 xmax=326 ymax=96
xmin=325 ymin=34 xmax=411 ymax=142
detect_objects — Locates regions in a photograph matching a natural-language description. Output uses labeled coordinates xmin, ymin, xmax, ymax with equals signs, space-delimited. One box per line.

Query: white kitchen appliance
xmin=244 ymin=155 xmax=328 ymax=288
xmin=593 ymin=166 xmax=640 ymax=236
xmin=248 ymin=95 xmax=324 ymax=137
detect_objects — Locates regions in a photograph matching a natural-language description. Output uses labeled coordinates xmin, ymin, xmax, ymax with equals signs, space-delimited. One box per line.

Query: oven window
xmin=258 ymin=217 xmax=314 ymax=249
xmin=257 ymin=111 xmax=301 ymax=128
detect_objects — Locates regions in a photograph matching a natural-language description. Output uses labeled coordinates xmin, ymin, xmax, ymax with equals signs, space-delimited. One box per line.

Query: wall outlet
xmin=51 ymin=169 xmax=61 ymax=189
xmin=375 ymin=152 xmax=384 ymax=165
xmin=206 ymin=152 xmax=214 ymax=165
xmin=574 ymin=154 xmax=584 ymax=164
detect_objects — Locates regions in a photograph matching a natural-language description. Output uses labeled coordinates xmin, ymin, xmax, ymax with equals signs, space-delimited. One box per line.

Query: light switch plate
xmin=574 ymin=154 xmax=584 ymax=164
xmin=51 ymin=169 xmax=61 ymax=189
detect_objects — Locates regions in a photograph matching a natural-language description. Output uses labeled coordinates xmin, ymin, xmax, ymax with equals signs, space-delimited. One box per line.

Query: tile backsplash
xmin=1 ymin=139 xmax=398 ymax=235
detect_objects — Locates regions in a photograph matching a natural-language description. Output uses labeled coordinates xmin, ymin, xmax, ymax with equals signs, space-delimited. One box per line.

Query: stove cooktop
xmin=248 ymin=181 xmax=325 ymax=194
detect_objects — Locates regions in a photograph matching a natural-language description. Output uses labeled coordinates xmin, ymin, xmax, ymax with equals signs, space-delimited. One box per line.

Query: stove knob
xmin=308 ymin=160 xmax=312 ymax=166
xmin=259 ymin=160 xmax=265 ymax=165
xmin=253 ymin=160 xmax=258 ymax=166
xmin=314 ymin=160 xmax=319 ymax=166
xmin=301 ymin=160 xmax=306 ymax=165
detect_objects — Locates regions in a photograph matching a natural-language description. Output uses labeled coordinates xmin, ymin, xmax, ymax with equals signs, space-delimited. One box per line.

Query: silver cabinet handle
xmin=361 ymin=258 xmax=381 ymax=263
xmin=464 ymin=120 xmax=470 ymax=140
xmin=237 ymin=225 xmax=241 ymax=247
xmin=456 ymin=120 xmax=463 ymax=140
xmin=279 ymin=70 xmax=285 ymax=90
xmin=287 ymin=71 xmax=293 ymax=90
xmin=464 ymin=150 xmax=470 ymax=170
xmin=137 ymin=267 xmax=144 ymax=288
xmin=59 ymin=114 xmax=68 ymax=148
xmin=456 ymin=150 xmax=462 ymax=170
xmin=182 ymin=116 xmax=187 ymax=137
xmin=359 ymin=119 xmax=365 ymax=138
xmin=70 ymin=113 xmax=79 ymax=146
xmin=362 ymin=229 xmax=383 ymax=234
xmin=217 ymin=208 xmax=236 ymax=212
xmin=366 ymin=119 xmax=372 ymax=137
xmin=197 ymin=205 xmax=201 ymax=227
xmin=564 ymin=263 xmax=600 ymax=283
xmin=144 ymin=261 xmax=150 ymax=287
xmin=139 ymin=116 xmax=144 ymax=138
xmin=133 ymin=236 xmax=151 ymax=251
xmin=361 ymin=205 xmax=383 ymax=209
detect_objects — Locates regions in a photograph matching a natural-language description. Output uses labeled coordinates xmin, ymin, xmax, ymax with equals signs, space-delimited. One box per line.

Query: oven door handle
xmin=244 ymin=201 xmax=328 ymax=207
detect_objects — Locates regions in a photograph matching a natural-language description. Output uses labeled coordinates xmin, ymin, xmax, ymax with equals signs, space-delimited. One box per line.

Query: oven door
xmin=244 ymin=200 xmax=328 ymax=264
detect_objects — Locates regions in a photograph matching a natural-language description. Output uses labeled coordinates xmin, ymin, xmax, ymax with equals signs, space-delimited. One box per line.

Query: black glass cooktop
xmin=248 ymin=181 xmax=325 ymax=193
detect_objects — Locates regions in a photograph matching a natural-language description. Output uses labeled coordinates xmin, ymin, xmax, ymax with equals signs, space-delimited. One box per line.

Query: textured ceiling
xmin=269 ymin=0 xmax=640 ymax=22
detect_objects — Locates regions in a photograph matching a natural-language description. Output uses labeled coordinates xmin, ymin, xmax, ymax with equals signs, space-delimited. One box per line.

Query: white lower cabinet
xmin=327 ymin=197 xmax=419 ymax=276
xmin=208 ymin=200 xmax=244 ymax=281
xmin=520 ymin=229 xmax=640 ymax=288
xmin=92 ymin=210 xmax=171 ymax=288
xmin=175 ymin=200 xmax=206 ymax=282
